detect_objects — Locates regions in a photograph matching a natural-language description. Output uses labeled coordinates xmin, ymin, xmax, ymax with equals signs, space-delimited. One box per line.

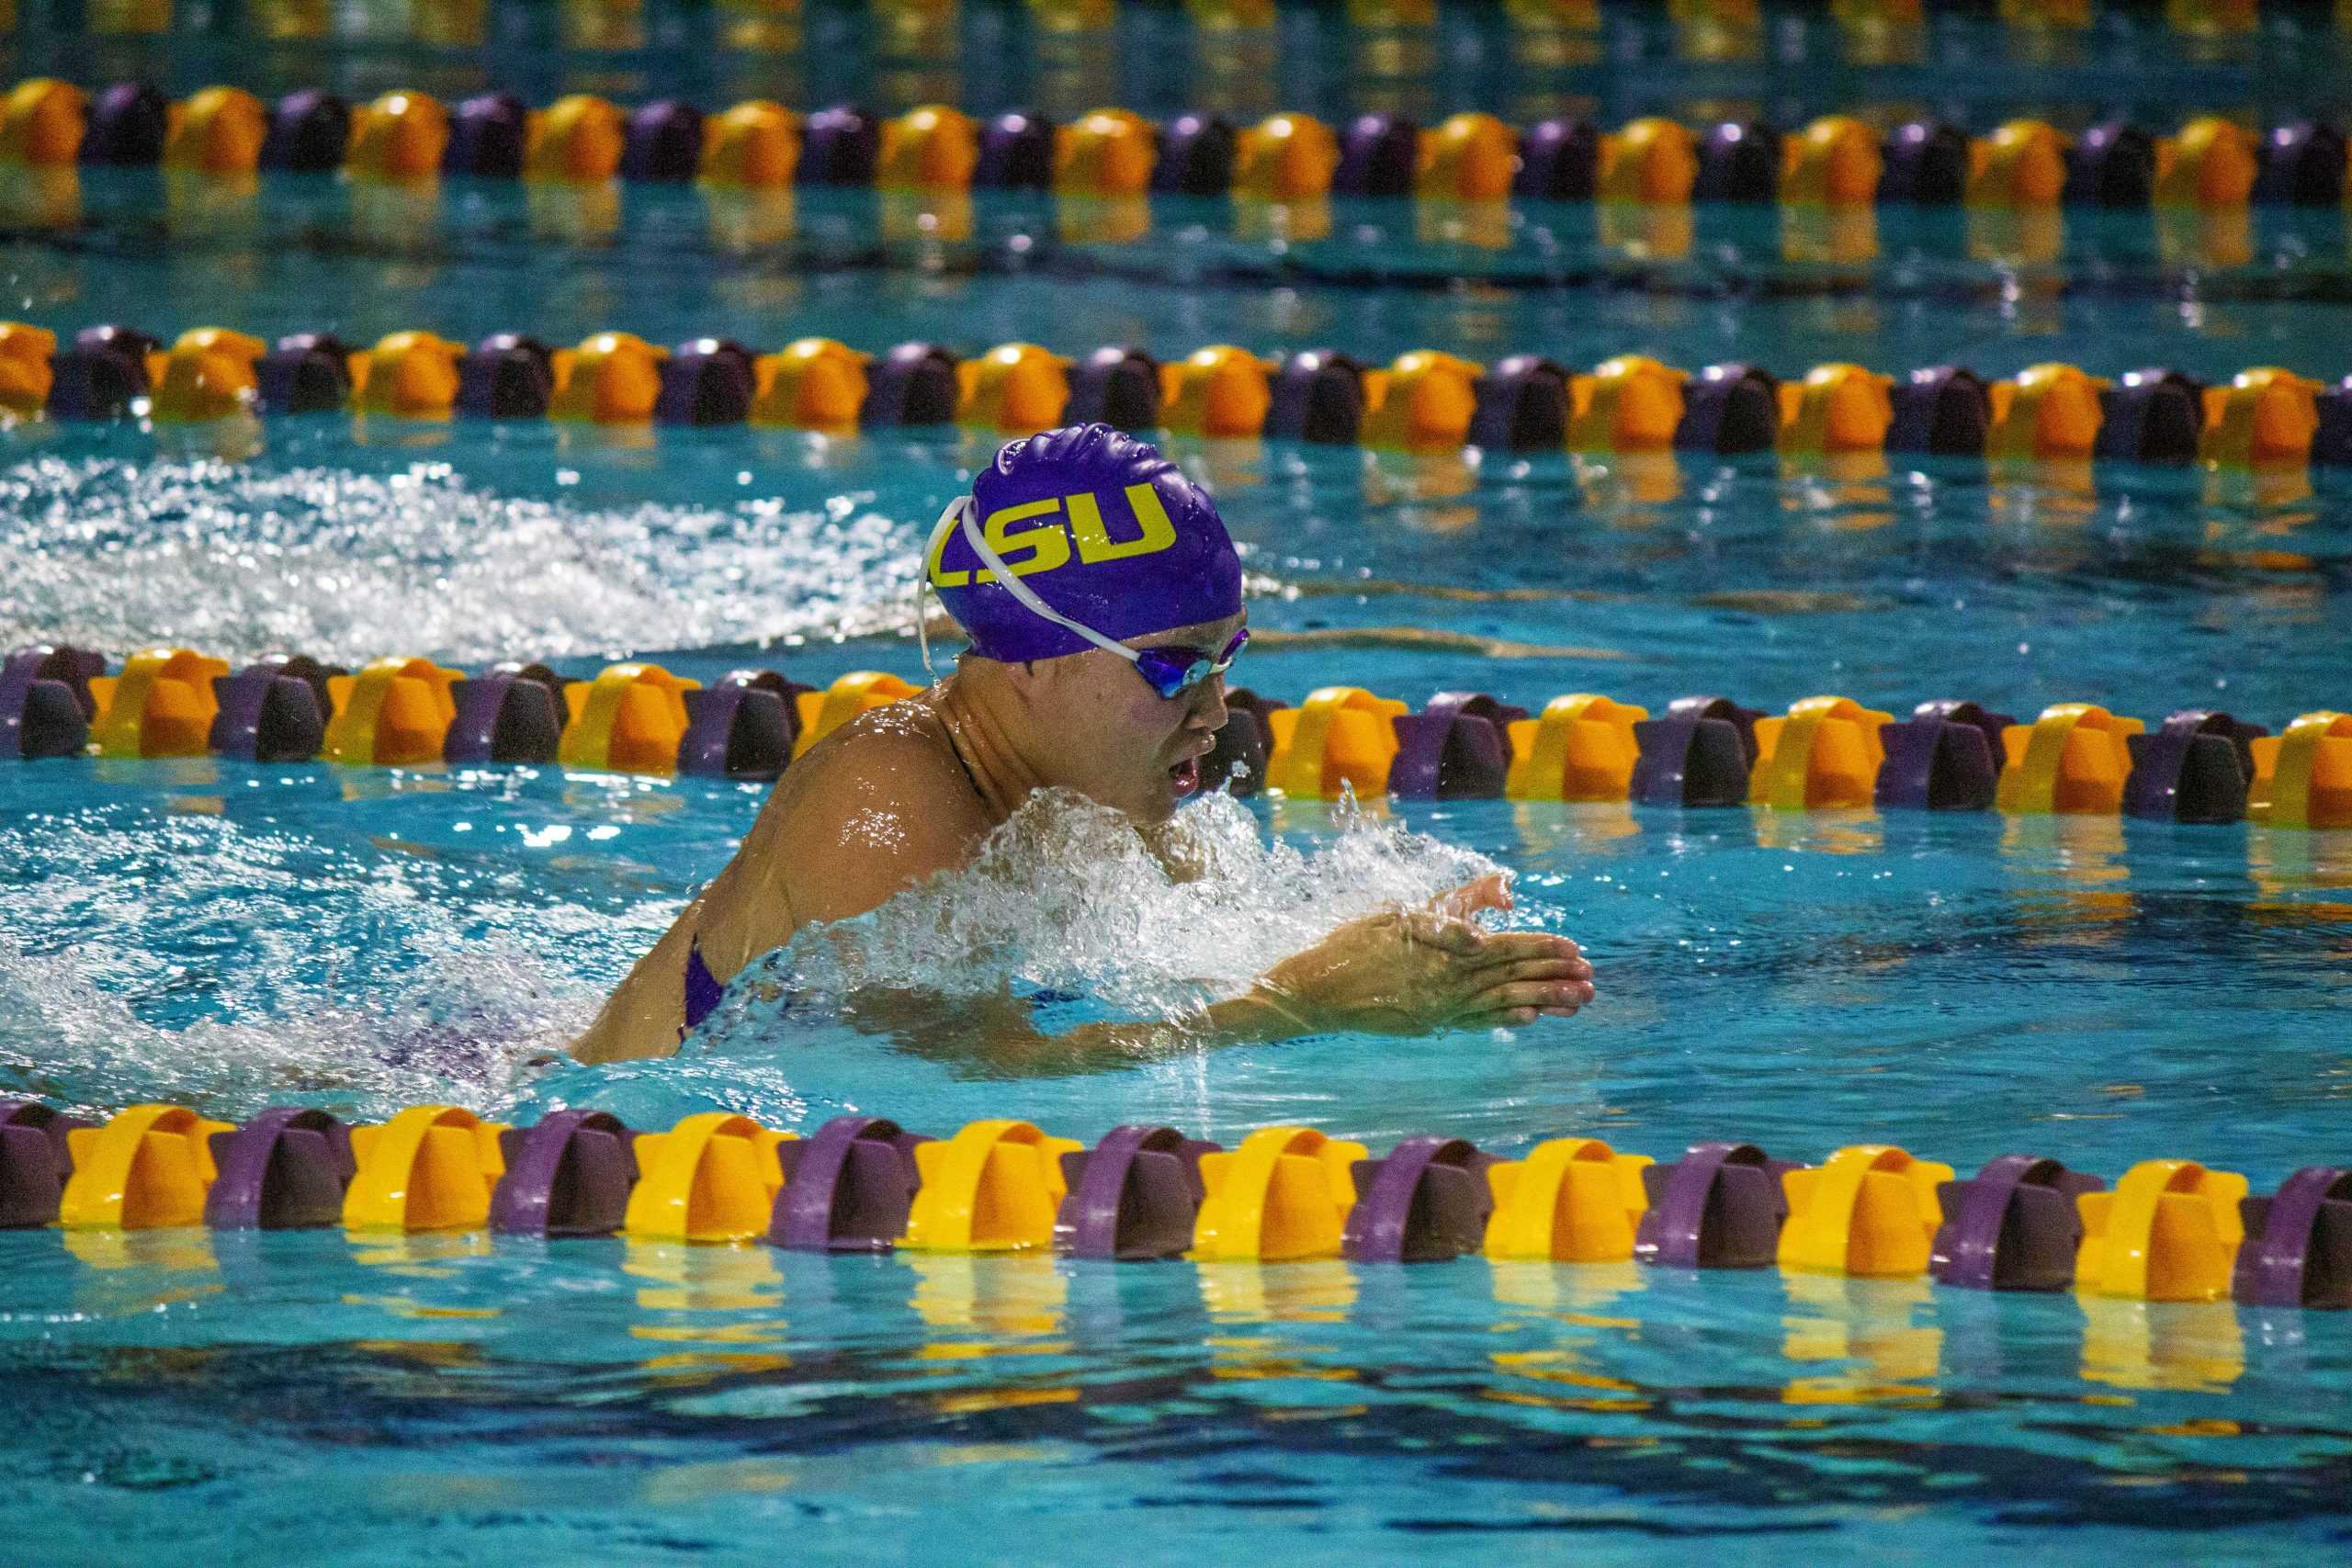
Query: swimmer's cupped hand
xmin=1427 ymin=870 xmax=1514 ymax=922
xmin=1250 ymin=875 xmax=1596 ymax=1036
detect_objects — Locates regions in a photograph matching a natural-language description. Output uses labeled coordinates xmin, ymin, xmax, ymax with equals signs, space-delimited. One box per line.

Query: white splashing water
xmin=0 ymin=452 xmax=925 ymax=665
xmin=0 ymin=807 xmax=621 ymax=1120
xmin=0 ymin=789 xmax=1506 ymax=1122
xmin=694 ymin=789 xmax=1507 ymax=1054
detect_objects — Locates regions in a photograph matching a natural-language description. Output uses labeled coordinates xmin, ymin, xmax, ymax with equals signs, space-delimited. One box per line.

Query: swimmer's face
xmin=1015 ymin=611 xmax=1244 ymax=824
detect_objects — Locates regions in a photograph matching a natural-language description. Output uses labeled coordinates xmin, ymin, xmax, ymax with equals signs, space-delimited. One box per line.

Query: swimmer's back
xmin=570 ymin=693 xmax=996 ymax=1063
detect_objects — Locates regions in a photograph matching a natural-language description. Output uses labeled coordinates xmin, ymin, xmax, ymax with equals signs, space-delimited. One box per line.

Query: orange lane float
xmin=751 ymin=337 xmax=869 ymax=431
xmin=322 ymin=657 xmax=463 ymax=766
xmin=346 ymin=90 xmax=447 ymax=181
xmin=1265 ymin=687 xmax=1409 ymax=799
xmin=2250 ymin=711 xmax=2352 ymax=829
xmin=1750 ymin=696 xmax=1896 ymax=810
xmin=1191 ymin=1126 xmax=1368 ymax=1262
xmin=1995 ymin=703 xmax=2145 ymax=815
xmin=957 ymin=343 xmax=1072 ymax=434
xmin=87 ymin=648 xmax=231 ymax=758
xmin=353 ymin=332 xmax=464 ymax=419
xmin=559 ymin=663 xmax=701 ymax=774
xmin=1504 ymin=694 xmax=1649 ymax=801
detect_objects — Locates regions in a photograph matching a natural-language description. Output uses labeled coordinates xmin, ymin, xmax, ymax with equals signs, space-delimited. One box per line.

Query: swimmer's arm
xmin=847 ymin=986 xmax=1305 ymax=1076
xmin=775 ymin=728 xmax=996 ymax=927
xmin=571 ymin=725 xmax=991 ymax=1065
xmin=851 ymin=895 xmax=1596 ymax=1076
xmin=571 ymin=882 xmax=720 ymax=1065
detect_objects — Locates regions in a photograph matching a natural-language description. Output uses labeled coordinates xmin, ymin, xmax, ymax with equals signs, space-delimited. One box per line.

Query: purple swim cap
xmin=928 ymin=423 xmax=1243 ymax=662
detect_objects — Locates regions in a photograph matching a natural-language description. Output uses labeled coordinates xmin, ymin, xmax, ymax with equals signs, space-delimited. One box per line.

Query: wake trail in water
xmin=0 ymin=453 xmax=926 ymax=664
xmin=0 ymin=807 xmax=616 ymax=1120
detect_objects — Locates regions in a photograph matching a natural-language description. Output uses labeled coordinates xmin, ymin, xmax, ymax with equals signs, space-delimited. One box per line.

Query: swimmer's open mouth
xmin=1168 ymin=756 xmax=1203 ymax=797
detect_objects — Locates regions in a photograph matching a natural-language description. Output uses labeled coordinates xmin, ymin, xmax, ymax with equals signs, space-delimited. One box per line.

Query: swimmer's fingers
xmin=1479 ymin=953 xmax=1595 ymax=987
xmin=1461 ymin=977 xmax=1595 ymax=1020
xmin=1459 ymin=931 xmax=1584 ymax=974
xmin=1428 ymin=873 xmax=1513 ymax=921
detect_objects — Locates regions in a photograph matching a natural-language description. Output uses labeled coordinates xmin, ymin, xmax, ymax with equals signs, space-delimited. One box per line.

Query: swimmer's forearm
xmin=1023 ymin=988 xmax=1306 ymax=1073
xmin=840 ymin=984 xmax=1306 ymax=1076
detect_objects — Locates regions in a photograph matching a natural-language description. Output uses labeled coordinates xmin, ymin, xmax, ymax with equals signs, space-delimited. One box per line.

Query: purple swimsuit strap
xmin=682 ymin=936 xmax=725 ymax=1040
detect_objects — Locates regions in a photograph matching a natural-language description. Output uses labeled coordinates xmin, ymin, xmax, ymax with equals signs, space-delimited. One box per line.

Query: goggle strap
xmin=945 ymin=495 xmax=1145 ymax=668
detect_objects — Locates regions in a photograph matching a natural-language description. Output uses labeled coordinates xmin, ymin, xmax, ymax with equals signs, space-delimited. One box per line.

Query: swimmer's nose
xmin=1193 ymin=673 xmax=1230 ymax=732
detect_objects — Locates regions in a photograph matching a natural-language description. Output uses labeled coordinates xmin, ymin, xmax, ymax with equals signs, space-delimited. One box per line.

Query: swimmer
xmin=571 ymin=424 xmax=1595 ymax=1066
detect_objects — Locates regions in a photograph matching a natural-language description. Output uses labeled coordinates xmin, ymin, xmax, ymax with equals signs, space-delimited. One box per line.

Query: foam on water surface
xmin=0 ymin=450 xmax=931 ymax=665
xmin=693 ymin=787 xmax=1508 ymax=1055
xmin=0 ymin=803 xmax=603 ymax=1118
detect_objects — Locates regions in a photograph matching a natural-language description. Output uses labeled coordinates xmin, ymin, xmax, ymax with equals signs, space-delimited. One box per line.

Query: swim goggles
xmin=925 ymin=495 xmax=1247 ymax=700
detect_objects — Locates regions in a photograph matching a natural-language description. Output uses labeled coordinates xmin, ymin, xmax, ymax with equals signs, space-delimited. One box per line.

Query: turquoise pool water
xmin=6 ymin=3 xmax=2352 ymax=1561
xmin=5 ymin=417 xmax=2349 ymax=1562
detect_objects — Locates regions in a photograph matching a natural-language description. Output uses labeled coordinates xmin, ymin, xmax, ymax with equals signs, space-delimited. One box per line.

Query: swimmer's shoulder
xmin=787 ymin=691 xmax=974 ymax=800
xmin=755 ymin=694 xmax=989 ymax=923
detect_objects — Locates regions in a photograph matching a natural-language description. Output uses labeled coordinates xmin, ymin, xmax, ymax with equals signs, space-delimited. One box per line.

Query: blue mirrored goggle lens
xmin=1133 ymin=628 xmax=1248 ymax=699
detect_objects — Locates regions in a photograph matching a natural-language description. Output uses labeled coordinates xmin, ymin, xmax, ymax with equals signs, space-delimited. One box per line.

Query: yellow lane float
xmin=792 ymin=671 xmax=922 ymax=759
xmin=1484 ymin=1137 xmax=1654 ymax=1262
xmin=1504 ymin=694 xmax=1649 ymax=801
xmin=701 ymin=101 xmax=799 ymax=189
xmin=1996 ymin=703 xmax=2145 ymax=814
xmin=1265 ymin=686 xmax=1408 ymax=798
xmin=353 ymin=331 xmax=464 ymax=419
xmin=526 ymin=94 xmax=625 ymax=183
xmin=622 ymin=1112 xmax=795 ymax=1243
xmin=1750 ymin=695 xmax=1895 ymax=810
xmin=1568 ymin=355 xmax=1687 ymax=453
xmin=752 ymin=337 xmax=869 ymax=431
xmin=956 ymin=342 xmax=1071 ymax=434
xmin=2250 ymin=711 xmax=2352 ymax=829
xmin=152 ymin=327 xmax=266 ymax=422
xmin=2075 ymin=1159 xmax=2248 ymax=1302
xmin=1987 ymin=363 xmax=2109 ymax=461
xmin=343 ymin=1106 xmax=511 ymax=1232
xmin=347 ymin=91 xmax=447 ymax=181
xmin=901 ymin=1120 xmax=1083 ymax=1252
xmin=1234 ymin=113 xmax=1338 ymax=200
xmin=164 ymin=86 xmax=266 ymax=175
xmin=58 ymin=1105 xmax=237 ymax=1229
xmin=1191 ymin=1126 xmax=1368 ymax=1262
xmin=1779 ymin=1145 xmax=1954 ymax=1278
xmin=1160 ymin=345 xmax=1273 ymax=438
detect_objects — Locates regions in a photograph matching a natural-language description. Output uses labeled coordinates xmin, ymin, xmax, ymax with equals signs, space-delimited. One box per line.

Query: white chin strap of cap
xmin=922 ymin=493 xmax=1142 ymax=669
